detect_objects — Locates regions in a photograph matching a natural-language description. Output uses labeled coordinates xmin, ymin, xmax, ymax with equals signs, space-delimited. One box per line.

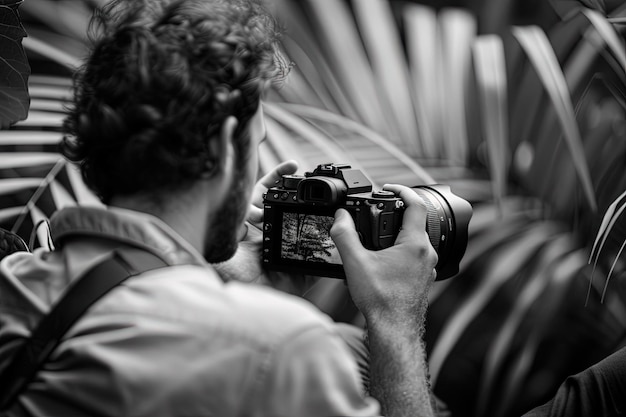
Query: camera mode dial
xmin=371 ymin=190 xmax=396 ymax=198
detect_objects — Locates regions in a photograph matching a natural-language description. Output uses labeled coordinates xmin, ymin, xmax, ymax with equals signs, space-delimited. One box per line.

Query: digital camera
xmin=262 ymin=163 xmax=472 ymax=280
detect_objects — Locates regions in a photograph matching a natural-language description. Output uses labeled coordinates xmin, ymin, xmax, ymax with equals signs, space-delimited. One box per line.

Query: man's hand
xmin=246 ymin=159 xmax=299 ymax=230
xmin=330 ymin=183 xmax=438 ymax=417
xmin=330 ymin=184 xmax=437 ymax=323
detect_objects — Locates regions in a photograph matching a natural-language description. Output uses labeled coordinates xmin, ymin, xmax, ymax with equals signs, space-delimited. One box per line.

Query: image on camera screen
xmin=281 ymin=212 xmax=342 ymax=265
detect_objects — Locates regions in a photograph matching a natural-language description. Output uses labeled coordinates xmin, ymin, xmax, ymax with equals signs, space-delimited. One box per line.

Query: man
xmin=0 ymin=0 xmax=438 ymax=416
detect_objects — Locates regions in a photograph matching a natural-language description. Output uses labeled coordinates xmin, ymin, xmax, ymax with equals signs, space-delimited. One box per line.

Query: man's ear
xmin=210 ymin=116 xmax=238 ymax=179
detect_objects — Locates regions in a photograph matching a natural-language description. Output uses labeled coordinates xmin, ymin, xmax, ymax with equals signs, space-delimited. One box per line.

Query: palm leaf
xmin=22 ymin=35 xmax=81 ymax=70
xmin=512 ymin=25 xmax=597 ymax=212
xmin=496 ymin=249 xmax=590 ymax=416
xmin=282 ymin=103 xmax=436 ymax=184
xmin=472 ymin=35 xmax=509 ymax=213
xmin=403 ymin=4 xmax=441 ymax=159
xmin=301 ymin=0 xmax=399 ymax=140
xmin=475 ymin=233 xmax=578 ymax=416
xmin=581 ymin=8 xmax=626 ymax=77
xmin=352 ymin=0 xmax=420 ymax=155
xmin=439 ymin=8 xmax=476 ymax=165
xmin=429 ymin=220 xmax=563 ymax=385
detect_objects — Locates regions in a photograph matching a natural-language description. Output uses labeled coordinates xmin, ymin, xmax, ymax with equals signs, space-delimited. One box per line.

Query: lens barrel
xmin=412 ymin=185 xmax=472 ymax=280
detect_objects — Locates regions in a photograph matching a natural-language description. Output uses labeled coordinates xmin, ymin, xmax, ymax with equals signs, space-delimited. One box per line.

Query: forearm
xmin=366 ymin=316 xmax=435 ymax=417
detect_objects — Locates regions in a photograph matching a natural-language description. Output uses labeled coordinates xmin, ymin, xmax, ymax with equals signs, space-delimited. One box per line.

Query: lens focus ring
xmin=415 ymin=189 xmax=442 ymax=251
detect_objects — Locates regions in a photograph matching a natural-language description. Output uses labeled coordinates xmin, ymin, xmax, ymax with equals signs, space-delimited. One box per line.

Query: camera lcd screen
xmin=280 ymin=212 xmax=342 ymax=265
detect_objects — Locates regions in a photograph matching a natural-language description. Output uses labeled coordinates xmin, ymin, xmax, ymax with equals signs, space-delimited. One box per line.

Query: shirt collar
xmin=50 ymin=206 xmax=209 ymax=267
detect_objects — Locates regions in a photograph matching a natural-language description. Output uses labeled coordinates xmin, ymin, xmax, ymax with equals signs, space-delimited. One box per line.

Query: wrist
xmin=361 ymin=297 xmax=428 ymax=328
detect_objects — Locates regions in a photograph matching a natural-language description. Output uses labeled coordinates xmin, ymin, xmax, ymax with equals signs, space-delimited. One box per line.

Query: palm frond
xmin=429 ymin=220 xmax=564 ymax=385
xmin=472 ymin=35 xmax=509 ymax=212
xmin=513 ymin=25 xmax=597 ymax=212
xmin=352 ymin=0 xmax=421 ymax=155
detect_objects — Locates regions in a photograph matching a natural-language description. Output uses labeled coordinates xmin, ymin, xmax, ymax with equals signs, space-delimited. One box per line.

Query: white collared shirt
xmin=0 ymin=206 xmax=380 ymax=417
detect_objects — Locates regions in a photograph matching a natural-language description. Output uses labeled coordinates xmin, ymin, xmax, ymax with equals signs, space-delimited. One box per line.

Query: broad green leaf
xmin=472 ymin=35 xmax=509 ymax=212
xmin=0 ymin=0 xmax=30 ymax=128
xmin=512 ymin=25 xmax=597 ymax=212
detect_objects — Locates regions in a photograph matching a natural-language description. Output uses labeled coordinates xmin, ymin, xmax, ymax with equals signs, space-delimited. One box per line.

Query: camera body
xmin=262 ymin=163 xmax=472 ymax=280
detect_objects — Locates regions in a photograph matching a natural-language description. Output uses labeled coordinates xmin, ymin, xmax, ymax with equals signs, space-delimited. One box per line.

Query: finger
xmin=330 ymin=209 xmax=367 ymax=267
xmin=257 ymin=160 xmax=298 ymax=191
xmin=252 ymin=160 xmax=299 ymax=210
xmin=382 ymin=184 xmax=429 ymax=242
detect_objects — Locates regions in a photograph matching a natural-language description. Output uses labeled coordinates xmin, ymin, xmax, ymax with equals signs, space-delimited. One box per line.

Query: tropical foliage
xmin=2 ymin=0 xmax=626 ymax=416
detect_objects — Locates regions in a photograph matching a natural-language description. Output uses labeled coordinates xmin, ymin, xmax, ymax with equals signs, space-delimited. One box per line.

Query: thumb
xmin=330 ymin=209 xmax=365 ymax=262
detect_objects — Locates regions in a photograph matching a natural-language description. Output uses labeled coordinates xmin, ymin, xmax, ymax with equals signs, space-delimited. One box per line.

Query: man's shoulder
xmin=227 ymin=279 xmax=336 ymax=333
xmin=118 ymin=264 xmax=337 ymax=343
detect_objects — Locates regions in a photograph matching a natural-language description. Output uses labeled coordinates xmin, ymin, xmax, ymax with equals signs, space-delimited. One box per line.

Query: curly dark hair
xmin=62 ymin=0 xmax=288 ymax=203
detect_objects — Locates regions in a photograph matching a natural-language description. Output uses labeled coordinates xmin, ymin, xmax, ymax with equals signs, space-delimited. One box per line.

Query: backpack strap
xmin=0 ymin=247 xmax=168 ymax=411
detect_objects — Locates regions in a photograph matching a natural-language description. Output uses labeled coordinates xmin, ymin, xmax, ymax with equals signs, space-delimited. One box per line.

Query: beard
xmin=202 ymin=162 xmax=250 ymax=263
xmin=203 ymin=137 xmax=251 ymax=263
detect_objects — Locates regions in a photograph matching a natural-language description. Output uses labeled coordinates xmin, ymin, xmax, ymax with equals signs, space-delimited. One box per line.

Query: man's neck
xmin=109 ymin=184 xmax=213 ymax=256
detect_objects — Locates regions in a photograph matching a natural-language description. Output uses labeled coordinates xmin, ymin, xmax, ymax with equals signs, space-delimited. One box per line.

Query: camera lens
xmin=411 ymin=185 xmax=472 ymax=280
